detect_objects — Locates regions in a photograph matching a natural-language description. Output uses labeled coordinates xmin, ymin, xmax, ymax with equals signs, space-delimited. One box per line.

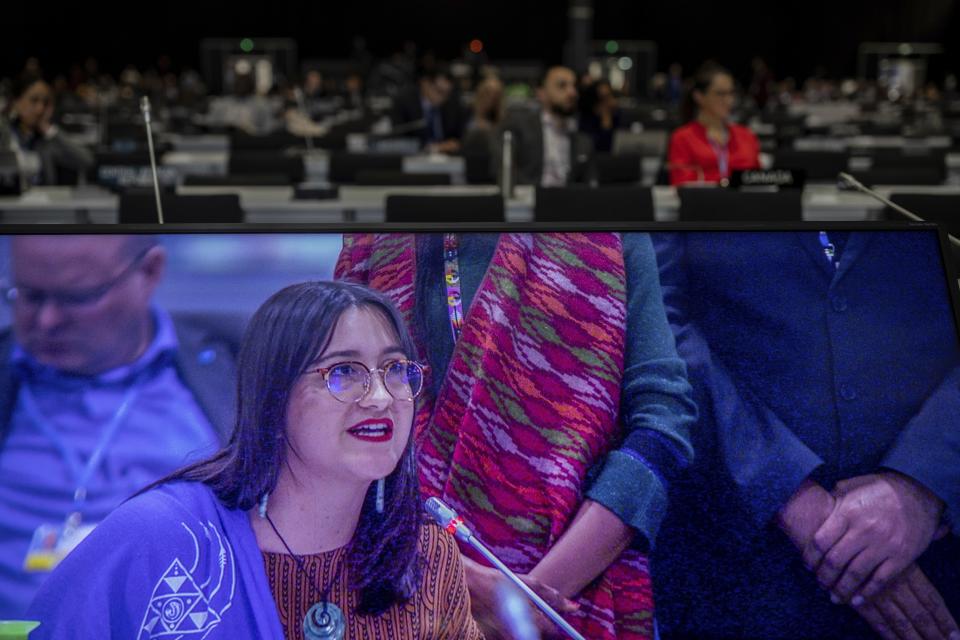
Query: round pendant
xmin=303 ymin=601 xmax=346 ymax=640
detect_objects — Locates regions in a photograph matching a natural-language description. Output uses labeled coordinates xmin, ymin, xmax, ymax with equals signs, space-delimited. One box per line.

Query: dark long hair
xmin=164 ymin=281 xmax=423 ymax=615
xmin=5 ymin=72 xmax=47 ymax=117
xmin=681 ymin=62 xmax=732 ymax=123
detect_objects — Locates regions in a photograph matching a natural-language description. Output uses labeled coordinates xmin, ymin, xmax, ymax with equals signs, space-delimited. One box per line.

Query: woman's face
xmin=283 ymin=305 xmax=415 ymax=487
xmin=14 ymin=81 xmax=52 ymax=130
xmin=696 ymin=73 xmax=735 ymax=122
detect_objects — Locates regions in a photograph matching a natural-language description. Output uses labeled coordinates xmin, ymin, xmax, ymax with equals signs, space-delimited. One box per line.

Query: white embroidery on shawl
xmin=137 ymin=521 xmax=236 ymax=639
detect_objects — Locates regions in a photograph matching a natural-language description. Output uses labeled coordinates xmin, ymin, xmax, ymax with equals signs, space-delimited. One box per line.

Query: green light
xmin=605 ymin=40 xmax=619 ymax=55
xmin=240 ymin=38 xmax=254 ymax=53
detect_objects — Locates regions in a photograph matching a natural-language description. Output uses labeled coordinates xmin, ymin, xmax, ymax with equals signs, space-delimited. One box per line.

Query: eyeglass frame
xmin=308 ymin=359 xmax=429 ymax=404
xmin=1 ymin=246 xmax=154 ymax=311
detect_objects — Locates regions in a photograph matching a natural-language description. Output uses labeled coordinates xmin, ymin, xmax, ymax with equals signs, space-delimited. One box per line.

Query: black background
xmin=4 ymin=0 xmax=958 ymax=84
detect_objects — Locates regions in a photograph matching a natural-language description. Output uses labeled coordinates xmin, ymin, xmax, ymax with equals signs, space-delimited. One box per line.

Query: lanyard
xmin=708 ymin=138 xmax=730 ymax=179
xmin=443 ymin=233 xmax=465 ymax=343
xmin=819 ymin=231 xmax=840 ymax=269
xmin=18 ymin=379 xmax=143 ymax=514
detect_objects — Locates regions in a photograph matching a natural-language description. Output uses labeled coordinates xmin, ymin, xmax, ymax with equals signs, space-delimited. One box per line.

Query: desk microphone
xmin=423 ymin=497 xmax=586 ymax=640
xmin=838 ymin=172 xmax=960 ymax=250
xmin=292 ymin=87 xmax=315 ymax=152
xmin=501 ymin=130 xmax=514 ymax=199
xmin=140 ymin=96 xmax=164 ymax=224
xmin=371 ymin=118 xmax=427 ymax=138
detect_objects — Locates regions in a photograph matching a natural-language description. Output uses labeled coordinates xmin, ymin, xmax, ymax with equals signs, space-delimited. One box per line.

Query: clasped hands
xmin=779 ymin=474 xmax=958 ymax=640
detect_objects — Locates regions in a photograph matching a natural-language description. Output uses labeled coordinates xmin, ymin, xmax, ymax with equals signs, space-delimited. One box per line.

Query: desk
xmin=160 ymin=150 xmax=466 ymax=184
xmin=0 ymin=187 xmax=117 ymax=223
xmin=5 ymin=184 xmax=959 ymax=225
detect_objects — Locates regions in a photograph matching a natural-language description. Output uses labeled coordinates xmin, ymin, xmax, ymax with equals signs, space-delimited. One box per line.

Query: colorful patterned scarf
xmin=335 ymin=233 xmax=654 ymax=639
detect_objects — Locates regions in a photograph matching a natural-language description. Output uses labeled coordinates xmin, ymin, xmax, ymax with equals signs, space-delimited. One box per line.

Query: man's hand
xmin=803 ymin=472 xmax=944 ymax=603
xmin=777 ymin=479 xmax=836 ymax=549
xmin=852 ymin=564 xmax=959 ymax=640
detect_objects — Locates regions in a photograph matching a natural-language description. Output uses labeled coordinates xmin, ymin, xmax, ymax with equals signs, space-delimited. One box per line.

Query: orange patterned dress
xmin=262 ymin=522 xmax=482 ymax=640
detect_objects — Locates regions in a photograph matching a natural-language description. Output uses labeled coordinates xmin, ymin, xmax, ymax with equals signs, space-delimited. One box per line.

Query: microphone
xmin=838 ymin=172 xmax=960 ymax=250
xmin=501 ymin=130 xmax=514 ymax=199
xmin=292 ymin=87 xmax=315 ymax=152
xmin=424 ymin=497 xmax=586 ymax=640
xmin=497 ymin=581 xmax=541 ymax=640
xmin=139 ymin=96 xmax=164 ymax=224
xmin=370 ymin=118 xmax=428 ymax=138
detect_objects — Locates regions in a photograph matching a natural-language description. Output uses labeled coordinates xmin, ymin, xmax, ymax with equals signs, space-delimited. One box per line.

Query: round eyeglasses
xmin=310 ymin=359 xmax=428 ymax=404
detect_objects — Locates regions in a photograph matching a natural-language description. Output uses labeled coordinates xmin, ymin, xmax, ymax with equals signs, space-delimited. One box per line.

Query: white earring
xmin=258 ymin=492 xmax=269 ymax=519
xmin=375 ymin=478 xmax=385 ymax=514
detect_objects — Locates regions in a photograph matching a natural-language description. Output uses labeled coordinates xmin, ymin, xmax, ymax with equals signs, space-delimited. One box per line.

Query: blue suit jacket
xmin=651 ymin=230 xmax=960 ymax=639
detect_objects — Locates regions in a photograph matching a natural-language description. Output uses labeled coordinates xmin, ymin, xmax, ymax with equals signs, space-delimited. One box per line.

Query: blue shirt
xmin=0 ymin=308 xmax=218 ymax=617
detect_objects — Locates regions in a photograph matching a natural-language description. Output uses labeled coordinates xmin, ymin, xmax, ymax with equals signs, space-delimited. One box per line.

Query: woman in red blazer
xmin=668 ymin=63 xmax=760 ymax=185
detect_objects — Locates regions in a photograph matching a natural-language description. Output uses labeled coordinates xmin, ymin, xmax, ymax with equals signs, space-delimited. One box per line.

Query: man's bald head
xmin=9 ymin=234 xmax=166 ymax=375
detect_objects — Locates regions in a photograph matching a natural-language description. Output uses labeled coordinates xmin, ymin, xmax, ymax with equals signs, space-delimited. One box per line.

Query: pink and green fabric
xmin=336 ymin=232 xmax=654 ymax=639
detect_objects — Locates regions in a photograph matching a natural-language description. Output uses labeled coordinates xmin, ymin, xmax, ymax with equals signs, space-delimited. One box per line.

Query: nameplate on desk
xmin=729 ymin=169 xmax=806 ymax=189
xmin=97 ymin=165 xmax=179 ymax=190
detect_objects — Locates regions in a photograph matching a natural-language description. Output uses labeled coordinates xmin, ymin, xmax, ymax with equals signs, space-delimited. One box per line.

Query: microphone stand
xmin=424 ymin=497 xmax=586 ymax=640
xmin=838 ymin=172 xmax=960 ymax=250
xmin=292 ymin=87 xmax=315 ymax=152
xmin=140 ymin=96 xmax=164 ymax=224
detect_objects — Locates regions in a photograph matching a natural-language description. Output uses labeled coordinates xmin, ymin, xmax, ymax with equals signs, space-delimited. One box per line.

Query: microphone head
xmin=140 ymin=96 xmax=152 ymax=123
xmin=496 ymin=581 xmax=541 ymax=640
xmin=423 ymin=497 xmax=472 ymax=541
xmin=424 ymin=496 xmax=456 ymax=525
xmin=837 ymin=171 xmax=862 ymax=189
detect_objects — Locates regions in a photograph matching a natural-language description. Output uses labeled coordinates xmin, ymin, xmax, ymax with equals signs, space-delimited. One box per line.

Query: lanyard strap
xmin=19 ymin=379 xmax=143 ymax=513
xmin=819 ymin=231 xmax=840 ymax=269
xmin=443 ymin=233 xmax=465 ymax=343
xmin=708 ymin=138 xmax=730 ymax=178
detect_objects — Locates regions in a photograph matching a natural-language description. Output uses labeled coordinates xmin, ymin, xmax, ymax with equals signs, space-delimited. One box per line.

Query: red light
xmin=469 ymin=39 xmax=483 ymax=54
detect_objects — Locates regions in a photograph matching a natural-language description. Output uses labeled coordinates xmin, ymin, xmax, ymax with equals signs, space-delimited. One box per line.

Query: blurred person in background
xmin=667 ymin=62 xmax=760 ymax=185
xmin=391 ymin=65 xmax=467 ymax=153
xmin=578 ymin=78 xmax=620 ymax=153
xmin=496 ymin=65 xmax=594 ymax=186
xmin=206 ymin=69 xmax=279 ymax=135
xmin=748 ymin=57 xmax=773 ymax=110
xmin=467 ymin=74 xmax=504 ymax=133
xmin=0 ymin=72 xmax=93 ymax=186
xmin=461 ymin=74 xmax=504 ymax=157
xmin=666 ymin=63 xmax=684 ymax=106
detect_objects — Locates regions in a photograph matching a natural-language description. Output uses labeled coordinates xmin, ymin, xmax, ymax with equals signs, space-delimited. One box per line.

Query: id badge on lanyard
xmin=20 ymin=380 xmax=141 ymax=572
xmin=24 ymin=513 xmax=97 ymax=572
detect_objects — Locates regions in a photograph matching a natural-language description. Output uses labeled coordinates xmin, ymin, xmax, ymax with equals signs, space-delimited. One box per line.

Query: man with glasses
xmin=0 ymin=234 xmax=242 ymax=618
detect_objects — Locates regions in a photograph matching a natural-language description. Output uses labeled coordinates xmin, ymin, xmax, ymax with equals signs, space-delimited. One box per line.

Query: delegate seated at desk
xmin=494 ymin=65 xmax=594 ymax=187
xmin=391 ymin=66 xmax=467 ymax=154
xmin=667 ymin=63 xmax=760 ymax=186
xmin=0 ymin=235 xmax=241 ymax=618
xmin=0 ymin=72 xmax=94 ymax=186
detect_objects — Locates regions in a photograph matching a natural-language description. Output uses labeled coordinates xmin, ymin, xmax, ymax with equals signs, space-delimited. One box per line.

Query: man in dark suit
xmin=494 ymin=65 xmax=594 ymax=186
xmin=390 ymin=66 xmax=467 ymax=153
xmin=0 ymin=235 xmax=241 ymax=618
xmin=651 ymin=230 xmax=960 ymax=640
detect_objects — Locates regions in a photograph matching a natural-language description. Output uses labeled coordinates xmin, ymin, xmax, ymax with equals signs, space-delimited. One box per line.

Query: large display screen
xmin=1 ymin=227 xmax=957 ymax=640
